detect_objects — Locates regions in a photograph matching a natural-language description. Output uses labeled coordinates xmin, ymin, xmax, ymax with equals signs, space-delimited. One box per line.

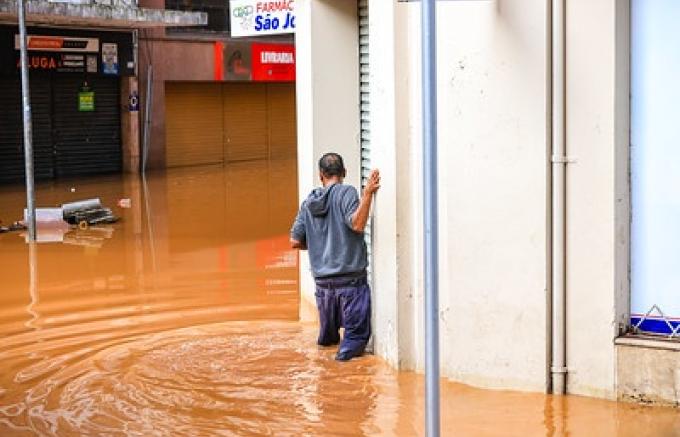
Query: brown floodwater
xmin=0 ymin=161 xmax=678 ymax=437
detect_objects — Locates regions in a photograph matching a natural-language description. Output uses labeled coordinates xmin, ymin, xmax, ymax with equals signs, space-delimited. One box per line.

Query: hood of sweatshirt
xmin=305 ymin=184 xmax=338 ymax=217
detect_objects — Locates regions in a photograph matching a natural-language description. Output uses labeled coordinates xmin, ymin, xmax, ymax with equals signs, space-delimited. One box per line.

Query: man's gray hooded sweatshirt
xmin=291 ymin=183 xmax=367 ymax=278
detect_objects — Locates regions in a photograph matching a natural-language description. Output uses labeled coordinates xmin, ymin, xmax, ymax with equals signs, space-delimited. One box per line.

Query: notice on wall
xmin=230 ymin=0 xmax=296 ymax=38
xmin=102 ymin=43 xmax=119 ymax=75
xmin=78 ymin=91 xmax=95 ymax=112
xmin=87 ymin=55 xmax=98 ymax=73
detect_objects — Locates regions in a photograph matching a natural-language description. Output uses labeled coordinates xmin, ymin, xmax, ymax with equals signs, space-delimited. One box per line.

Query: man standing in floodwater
xmin=290 ymin=153 xmax=380 ymax=361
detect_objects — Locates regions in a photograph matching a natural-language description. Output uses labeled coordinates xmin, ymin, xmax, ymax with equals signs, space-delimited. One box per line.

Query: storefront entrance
xmin=164 ymin=82 xmax=296 ymax=167
xmin=0 ymin=26 xmax=133 ymax=184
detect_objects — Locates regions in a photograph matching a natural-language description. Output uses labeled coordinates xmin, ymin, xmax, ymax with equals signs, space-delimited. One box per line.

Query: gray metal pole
xmin=18 ymin=0 xmax=36 ymax=241
xmin=422 ymin=0 xmax=440 ymax=435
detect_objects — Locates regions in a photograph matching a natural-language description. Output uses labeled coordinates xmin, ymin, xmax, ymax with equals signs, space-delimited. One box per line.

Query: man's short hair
xmin=319 ymin=153 xmax=346 ymax=177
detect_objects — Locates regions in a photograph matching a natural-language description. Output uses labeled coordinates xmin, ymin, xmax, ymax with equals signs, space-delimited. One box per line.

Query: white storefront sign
xmin=230 ymin=0 xmax=296 ymax=38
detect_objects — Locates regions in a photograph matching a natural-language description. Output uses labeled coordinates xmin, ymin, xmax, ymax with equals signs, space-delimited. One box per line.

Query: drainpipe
xmin=550 ymin=0 xmax=567 ymax=395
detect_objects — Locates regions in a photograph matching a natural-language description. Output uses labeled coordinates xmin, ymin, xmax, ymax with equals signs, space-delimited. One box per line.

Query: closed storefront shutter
xmin=165 ymin=81 xmax=296 ymax=167
xmin=359 ymin=0 xmax=370 ymax=187
xmin=358 ymin=0 xmax=372 ymax=279
xmin=52 ymin=75 xmax=121 ymax=177
xmin=0 ymin=78 xmax=25 ymax=183
xmin=0 ymin=75 xmax=114 ymax=183
xmin=166 ymin=82 xmax=224 ymax=168
xmin=0 ymin=76 xmax=54 ymax=183
xmin=267 ymin=82 xmax=297 ymax=161
xmin=223 ymin=83 xmax=268 ymax=163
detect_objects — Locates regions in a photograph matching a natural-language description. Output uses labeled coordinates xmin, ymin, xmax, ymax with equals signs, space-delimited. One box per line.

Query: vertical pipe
xmin=18 ymin=0 xmax=36 ymax=241
xmin=132 ymin=29 xmax=139 ymax=78
xmin=142 ymin=64 xmax=153 ymax=174
xmin=422 ymin=0 xmax=440 ymax=435
xmin=551 ymin=0 xmax=567 ymax=395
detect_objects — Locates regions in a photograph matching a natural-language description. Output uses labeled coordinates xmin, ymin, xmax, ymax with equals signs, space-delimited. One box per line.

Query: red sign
xmin=15 ymin=35 xmax=100 ymax=53
xmin=251 ymin=43 xmax=295 ymax=82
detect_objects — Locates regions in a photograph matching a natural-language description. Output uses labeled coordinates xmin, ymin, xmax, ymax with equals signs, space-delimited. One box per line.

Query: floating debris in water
xmin=62 ymin=198 xmax=119 ymax=226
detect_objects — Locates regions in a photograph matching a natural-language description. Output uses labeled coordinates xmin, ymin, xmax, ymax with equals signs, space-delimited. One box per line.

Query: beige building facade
xmin=295 ymin=0 xmax=680 ymax=406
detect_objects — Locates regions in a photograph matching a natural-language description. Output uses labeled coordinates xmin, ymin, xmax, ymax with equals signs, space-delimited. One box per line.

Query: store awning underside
xmin=0 ymin=1 xmax=207 ymax=29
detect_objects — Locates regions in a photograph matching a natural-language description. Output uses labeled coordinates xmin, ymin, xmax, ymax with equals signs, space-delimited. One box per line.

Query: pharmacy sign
xmin=230 ymin=0 xmax=296 ymax=37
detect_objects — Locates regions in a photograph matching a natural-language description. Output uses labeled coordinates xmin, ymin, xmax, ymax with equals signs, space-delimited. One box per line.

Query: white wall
xmin=367 ymin=0 xmax=550 ymax=391
xmin=431 ymin=0 xmax=550 ymax=391
xmin=565 ymin=0 xmax=630 ymax=399
xmin=295 ymin=0 xmax=360 ymax=318
xmin=298 ymin=0 xmax=632 ymax=399
xmin=366 ymin=0 xmax=416 ymax=368
xmin=367 ymin=0 xmax=551 ymax=391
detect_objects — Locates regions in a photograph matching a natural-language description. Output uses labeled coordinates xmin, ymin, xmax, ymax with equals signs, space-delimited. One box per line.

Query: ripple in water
xmin=0 ymin=321 xmax=388 ymax=437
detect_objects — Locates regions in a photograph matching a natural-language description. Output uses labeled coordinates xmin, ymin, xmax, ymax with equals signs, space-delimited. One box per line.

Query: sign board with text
xmin=78 ymin=91 xmax=95 ymax=112
xmin=251 ymin=43 xmax=295 ymax=81
xmin=15 ymin=35 xmax=99 ymax=53
xmin=230 ymin=0 xmax=296 ymax=37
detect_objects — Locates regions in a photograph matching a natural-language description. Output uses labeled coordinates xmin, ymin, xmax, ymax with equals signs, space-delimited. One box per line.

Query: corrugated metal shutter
xmin=223 ymin=83 xmax=268 ymax=162
xmin=52 ymin=75 xmax=122 ymax=177
xmin=359 ymin=0 xmax=370 ymax=185
xmin=165 ymin=82 xmax=296 ymax=167
xmin=359 ymin=0 xmax=372 ymax=278
xmin=0 ymin=78 xmax=24 ymax=183
xmin=267 ymin=82 xmax=297 ymax=161
xmin=0 ymin=76 xmax=54 ymax=183
xmin=166 ymin=82 xmax=224 ymax=168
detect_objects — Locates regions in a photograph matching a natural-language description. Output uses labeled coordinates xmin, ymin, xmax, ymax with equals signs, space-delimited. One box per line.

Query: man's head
xmin=319 ymin=152 xmax=346 ymax=184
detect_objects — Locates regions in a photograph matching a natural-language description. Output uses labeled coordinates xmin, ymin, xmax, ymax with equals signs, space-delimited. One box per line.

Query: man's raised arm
xmin=351 ymin=169 xmax=381 ymax=233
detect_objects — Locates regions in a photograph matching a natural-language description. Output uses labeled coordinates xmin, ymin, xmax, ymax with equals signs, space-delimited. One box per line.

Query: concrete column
xmin=368 ymin=0 xmax=415 ymax=368
xmin=295 ymin=0 xmax=360 ymax=320
xmin=121 ymin=76 xmax=140 ymax=173
xmin=565 ymin=0 xmax=630 ymax=399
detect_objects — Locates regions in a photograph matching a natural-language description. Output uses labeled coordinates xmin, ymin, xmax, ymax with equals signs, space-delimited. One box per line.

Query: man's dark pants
xmin=314 ymin=274 xmax=371 ymax=360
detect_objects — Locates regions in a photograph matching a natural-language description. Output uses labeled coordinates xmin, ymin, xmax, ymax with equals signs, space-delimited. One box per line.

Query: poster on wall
xmin=631 ymin=0 xmax=680 ymax=336
xmin=101 ymin=43 xmax=119 ymax=75
xmin=224 ymin=41 xmax=252 ymax=80
xmin=78 ymin=91 xmax=95 ymax=112
xmin=229 ymin=0 xmax=296 ymax=38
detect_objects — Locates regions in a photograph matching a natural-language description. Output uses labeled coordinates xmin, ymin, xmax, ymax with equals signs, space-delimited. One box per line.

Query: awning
xmin=0 ymin=1 xmax=207 ymax=29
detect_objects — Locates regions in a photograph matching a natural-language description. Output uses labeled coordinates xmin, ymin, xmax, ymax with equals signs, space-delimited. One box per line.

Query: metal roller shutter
xmin=165 ymin=82 xmax=296 ymax=167
xmin=166 ymin=82 xmax=224 ymax=168
xmin=359 ymin=0 xmax=370 ymax=186
xmin=52 ymin=75 xmax=122 ymax=177
xmin=267 ymin=82 xmax=296 ymax=161
xmin=0 ymin=76 xmax=54 ymax=183
xmin=359 ymin=0 xmax=372 ymax=278
xmin=223 ymin=83 xmax=268 ymax=163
